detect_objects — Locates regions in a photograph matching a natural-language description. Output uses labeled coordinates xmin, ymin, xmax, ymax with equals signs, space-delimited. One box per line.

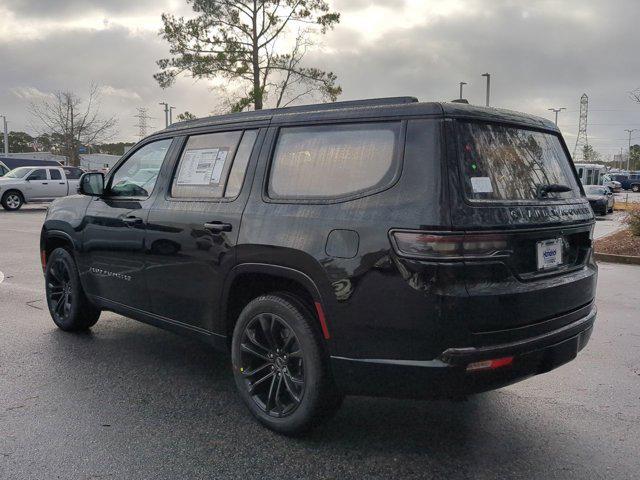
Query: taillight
xmin=40 ymin=250 xmax=47 ymax=272
xmin=466 ymin=356 xmax=514 ymax=372
xmin=390 ymin=231 xmax=511 ymax=260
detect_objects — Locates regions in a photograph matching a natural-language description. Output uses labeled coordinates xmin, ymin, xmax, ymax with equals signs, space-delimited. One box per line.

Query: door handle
xmin=203 ymin=222 xmax=232 ymax=234
xmin=59 ymin=182 xmax=65 ymax=185
xmin=122 ymin=215 xmax=143 ymax=226
xmin=42 ymin=182 xmax=48 ymax=185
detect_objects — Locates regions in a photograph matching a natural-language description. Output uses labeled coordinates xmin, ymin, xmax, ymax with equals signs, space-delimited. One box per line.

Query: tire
xmin=231 ymin=293 xmax=343 ymax=435
xmin=45 ymin=247 xmax=101 ymax=331
xmin=1 ymin=190 xmax=24 ymax=211
xmin=632 ymin=184 xmax=640 ymax=193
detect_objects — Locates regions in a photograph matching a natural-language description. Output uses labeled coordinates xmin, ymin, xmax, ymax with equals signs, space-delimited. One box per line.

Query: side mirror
xmin=78 ymin=172 xmax=104 ymax=196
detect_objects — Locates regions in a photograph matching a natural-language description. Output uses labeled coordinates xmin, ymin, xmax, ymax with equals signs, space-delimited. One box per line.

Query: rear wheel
xmin=231 ymin=293 xmax=342 ymax=435
xmin=45 ymin=248 xmax=101 ymax=331
xmin=1 ymin=191 xmax=24 ymax=211
xmin=632 ymin=184 xmax=640 ymax=193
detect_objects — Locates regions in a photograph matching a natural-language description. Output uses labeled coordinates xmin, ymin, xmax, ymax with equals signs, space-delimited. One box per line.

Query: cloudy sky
xmin=1 ymin=0 xmax=639 ymax=157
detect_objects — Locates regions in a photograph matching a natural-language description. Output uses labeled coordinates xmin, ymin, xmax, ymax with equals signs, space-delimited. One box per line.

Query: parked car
xmin=61 ymin=166 xmax=86 ymax=181
xmin=601 ymin=174 xmax=622 ymax=192
xmin=584 ymin=185 xmax=614 ymax=215
xmin=611 ymin=173 xmax=640 ymax=192
xmin=40 ymin=98 xmax=597 ymax=434
xmin=0 ymin=166 xmax=82 ymax=210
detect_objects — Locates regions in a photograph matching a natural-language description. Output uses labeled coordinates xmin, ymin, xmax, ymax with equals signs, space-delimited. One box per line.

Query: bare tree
xmin=631 ymin=88 xmax=640 ymax=104
xmin=29 ymin=84 xmax=117 ymax=166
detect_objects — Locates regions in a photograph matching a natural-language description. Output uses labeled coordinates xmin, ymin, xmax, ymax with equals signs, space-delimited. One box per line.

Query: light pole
xmin=0 ymin=115 xmax=7 ymax=155
xmin=625 ymin=129 xmax=637 ymax=172
xmin=459 ymin=82 xmax=467 ymax=100
xmin=159 ymin=102 xmax=169 ymax=128
xmin=481 ymin=73 xmax=491 ymax=107
xmin=169 ymin=106 xmax=175 ymax=125
xmin=548 ymin=107 xmax=566 ymax=126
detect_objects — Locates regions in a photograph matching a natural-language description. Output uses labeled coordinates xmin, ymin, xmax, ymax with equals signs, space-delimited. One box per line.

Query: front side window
xmin=109 ymin=139 xmax=172 ymax=198
xmin=171 ymin=130 xmax=257 ymax=199
xmin=27 ymin=169 xmax=47 ymax=181
xmin=458 ymin=122 xmax=579 ymax=201
xmin=268 ymin=122 xmax=401 ymax=200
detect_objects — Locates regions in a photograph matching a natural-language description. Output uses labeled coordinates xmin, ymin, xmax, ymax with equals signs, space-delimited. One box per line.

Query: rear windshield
xmin=458 ymin=122 xmax=579 ymax=201
xmin=585 ymin=186 xmax=608 ymax=195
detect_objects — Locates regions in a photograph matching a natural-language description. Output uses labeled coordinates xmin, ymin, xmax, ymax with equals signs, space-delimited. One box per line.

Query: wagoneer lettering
xmin=40 ymin=97 xmax=597 ymax=435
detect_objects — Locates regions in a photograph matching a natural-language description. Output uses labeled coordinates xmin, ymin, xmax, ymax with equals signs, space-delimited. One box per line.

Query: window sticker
xmin=176 ymin=148 xmax=219 ymax=185
xmin=471 ymin=176 xmax=493 ymax=193
xmin=210 ymin=149 xmax=229 ymax=184
xmin=176 ymin=148 xmax=230 ymax=186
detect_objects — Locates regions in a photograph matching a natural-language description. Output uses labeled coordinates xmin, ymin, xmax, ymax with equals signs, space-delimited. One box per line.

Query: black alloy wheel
xmin=46 ymin=257 xmax=74 ymax=323
xmin=238 ymin=313 xmax=305 ymax=417
xmin=45 ymin=248 xmax=100 ymax=331
xmin=231 ymin=294 xmax=343 ymax=435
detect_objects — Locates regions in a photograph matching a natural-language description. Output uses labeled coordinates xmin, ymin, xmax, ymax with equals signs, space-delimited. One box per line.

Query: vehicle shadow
xmin=37 ymin=315 xmax=590 ymax=479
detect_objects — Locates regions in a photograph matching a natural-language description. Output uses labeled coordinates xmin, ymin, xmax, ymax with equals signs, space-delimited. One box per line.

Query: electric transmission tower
xmin=134 ymin=107 xmax=152 ymax=139
xmin=573 ymin=93 xmax=589 ymax=161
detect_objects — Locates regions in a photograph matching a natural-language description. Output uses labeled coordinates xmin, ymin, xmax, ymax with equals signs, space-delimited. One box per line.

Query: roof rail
xmin=165 ymin=96 xmax=419 ymax=132
xmin=299 ymin=96 xmax=419 ymax=110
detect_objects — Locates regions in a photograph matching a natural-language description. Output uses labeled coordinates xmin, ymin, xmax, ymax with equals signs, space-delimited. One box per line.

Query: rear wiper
xmin=536 ymin=183 xmax=572 ymax=199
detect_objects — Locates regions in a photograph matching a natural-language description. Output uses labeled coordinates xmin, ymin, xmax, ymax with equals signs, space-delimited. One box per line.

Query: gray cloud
xmin=310 ymin=0 xmax=640 ymax=154
xmin=3 ymin=0 xmax=169 ymax=18
xmin=1 ymin=0 xmax=639 ymax=151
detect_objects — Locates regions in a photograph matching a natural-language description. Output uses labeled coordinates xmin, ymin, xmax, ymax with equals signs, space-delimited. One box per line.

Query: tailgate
xmin=446 ymin=120 xmax=597 ymax=333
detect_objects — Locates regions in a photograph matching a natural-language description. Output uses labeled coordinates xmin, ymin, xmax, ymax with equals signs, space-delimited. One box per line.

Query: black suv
xmin=41 ymin=97 xmax=597 ymax=434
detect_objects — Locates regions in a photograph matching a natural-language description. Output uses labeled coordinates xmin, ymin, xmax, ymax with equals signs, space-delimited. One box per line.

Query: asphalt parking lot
xmin=1 ymin=208 xmax=639 ymax=480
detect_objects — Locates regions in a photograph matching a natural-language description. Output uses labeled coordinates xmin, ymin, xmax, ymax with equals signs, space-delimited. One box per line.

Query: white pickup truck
xmin=0 ymin=166 xmax=84 ymax=211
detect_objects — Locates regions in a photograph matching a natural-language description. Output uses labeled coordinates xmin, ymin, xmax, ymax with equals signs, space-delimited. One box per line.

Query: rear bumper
xmin=331 ymin=305 xmax=596 ymax=399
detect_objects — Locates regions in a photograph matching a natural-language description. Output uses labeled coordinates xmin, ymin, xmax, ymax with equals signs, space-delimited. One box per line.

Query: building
xmin=80 ymin=153 xmax=121 ymax=172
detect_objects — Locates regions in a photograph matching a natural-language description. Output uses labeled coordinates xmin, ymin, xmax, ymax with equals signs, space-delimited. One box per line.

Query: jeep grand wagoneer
xmin=41 ymin=97 xmax=597 ymax=434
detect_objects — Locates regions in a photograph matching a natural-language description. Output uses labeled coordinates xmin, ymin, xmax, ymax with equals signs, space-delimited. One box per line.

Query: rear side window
xmin=268 ymin=122 xmax=401 ymax=200
xmin=458 ymin=122 xmax=579 ymax=201
xmin=171 ymin=130 xmax=257 ymax=199
xmin=49 ymin=169 xmax=62 ymax=180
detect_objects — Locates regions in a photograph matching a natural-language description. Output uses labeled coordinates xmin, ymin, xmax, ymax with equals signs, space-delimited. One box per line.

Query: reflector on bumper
xmin=466 ymin=356 xmax=513 ymax=371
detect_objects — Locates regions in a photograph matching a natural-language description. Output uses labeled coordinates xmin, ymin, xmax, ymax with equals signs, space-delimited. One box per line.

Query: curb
xmin=594 ymin=252 xmax=640 ymax=266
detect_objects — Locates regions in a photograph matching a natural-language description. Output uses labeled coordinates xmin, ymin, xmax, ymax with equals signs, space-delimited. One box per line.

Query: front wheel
xmin=632 ymin=184 xmax=640 ymax=193
xmin=45 ymin=248 xmax=101 ymax=331
xmin=1 ymin=191 xmax=24 ymax=211
xmin=231 ymin=294 xmax=343 ymax=435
